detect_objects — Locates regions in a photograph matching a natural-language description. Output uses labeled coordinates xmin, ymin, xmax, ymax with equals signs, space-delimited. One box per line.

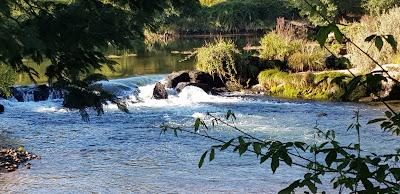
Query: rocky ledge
xmin=152 ymin=70 xmax=227 ymax=99
xmin=0 ymin=148 xmax=40 ymax=173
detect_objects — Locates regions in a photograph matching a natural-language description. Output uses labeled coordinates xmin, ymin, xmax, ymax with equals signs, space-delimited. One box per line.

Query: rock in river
xmin=153 ymin=82 xmax=168 ymax=99
xmin=165 ymin=71 xmax=190 ymax=88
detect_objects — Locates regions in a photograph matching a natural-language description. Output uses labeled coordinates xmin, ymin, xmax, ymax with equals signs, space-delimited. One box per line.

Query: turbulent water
xmin=0 ymin=74 xmax=399 ymax=193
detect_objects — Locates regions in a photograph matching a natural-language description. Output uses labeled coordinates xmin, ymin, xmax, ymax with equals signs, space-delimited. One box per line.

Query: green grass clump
xmin=257 ymin=69 xmax=362 ymax=100
xmin=0 ymin=64 xmax=16 ymax=97
xmin=287 ymin=45 xmax=328 ymax=72
xmin=259 ymin=32 xmax=301 ymax=61
xmin=196 ymin=39 xmax=240 ymax=81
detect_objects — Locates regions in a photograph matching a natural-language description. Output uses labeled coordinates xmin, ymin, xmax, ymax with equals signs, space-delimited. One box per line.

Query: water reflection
xmin=16 ymin=35 xmax=261 ymax=85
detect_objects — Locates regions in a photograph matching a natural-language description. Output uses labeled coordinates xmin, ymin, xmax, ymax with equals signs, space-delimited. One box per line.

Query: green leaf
xmin=365 ymin=34 xmax=377 ymax=42
xmin=390 ymin=168 xmax=400 ymax=181
xmin=238 ymin=143 xmax=249 ymax=156
xmin=375 ymin=36 xmax=384 ymax=51
xmin=253 ymin=142 xmax=262 ymax=156
xmin=332 ymin=25 xmax=343 ymax=43
xmin=209 ymin=148 xmax=215 ymax=162
xmin=304 ymin=180 xmax=317 ymax=194
xmin=361 ymin=178 xmax=374 ymax=191
xmin=238 ymin=136 xmax=245 ymax=145
xmin=198 ymin=150 xmax=208 ymax=168
xmin=294 ymin=142 xmax=307 ymax=151
xmin=278 ymin=180 xmax=301 ymax=194
xmin=271 ymin=155 xmax=280 ymax=173
xmin=280 ymin=151 xmax=292 ymax=166
xmin=316 ymin=25 xmax=332 ymax=47
xmin=325 ymin=151 xmax=337 ymax=167
xmin=220 ymin=139 xmax=234 ymax=151
xmin=384 ymin=35 xmax=398 ymax=52
xmin=385 ymin=111 xmax=393 ymax=118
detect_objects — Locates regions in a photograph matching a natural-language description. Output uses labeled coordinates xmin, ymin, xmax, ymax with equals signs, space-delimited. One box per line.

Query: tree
xmin=0 ymin=0 xmax=184 ymax=119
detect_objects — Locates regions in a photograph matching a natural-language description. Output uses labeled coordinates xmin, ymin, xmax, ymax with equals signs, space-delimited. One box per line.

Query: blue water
xmin=0 ymin=74 xmax=398 ymax=193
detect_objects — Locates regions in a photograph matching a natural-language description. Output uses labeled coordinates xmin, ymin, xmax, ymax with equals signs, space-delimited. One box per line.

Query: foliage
xmin=152 ymin=0 xmax=296 ymax=34
xmin=363 ymin=0 xmax=400 ymax=15
xmin=0 ymin=0 xmax=181 ymax=119
xmin=346 ymin=7 xmax=400 ymax=71
xmin=289 ymin=0 xmax=363 ymax=25
xmin=259 ymin=32 xmax=302 ymax=61
xmin=195 ymin=39 xmax=240 ymax=83
xmin=287 ymin=43 xmax=329 ymax=72
xmin=162 ymin=110 xmax=400 ymax=193
xmin=0 ymin=64 xmax=16 ymax=97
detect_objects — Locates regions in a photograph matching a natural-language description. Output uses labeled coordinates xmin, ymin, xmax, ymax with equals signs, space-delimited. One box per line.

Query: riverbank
xmin=0 ymin=148 xmax=39 ymax=173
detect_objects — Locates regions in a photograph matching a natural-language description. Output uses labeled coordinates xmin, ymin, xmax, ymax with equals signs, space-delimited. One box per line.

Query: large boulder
xmin=11 ymin=87 xmax=24 ymax=102
xmin=0 ymin=104 xmax=4 ymax=113
xmin=165 ymin=71 xmax=190 ymax=88
xmin=33 ymin=85 xmax=50 ymax=101
xmin=175 ymin=82 xmax=212 ymax=94
xmin=189 ymin=71 xmax=214 ymax=86
xmin=382 ymin=83 xmax=400 ymax=100
xmin=153 ymin=82 xmax=168 ymax=99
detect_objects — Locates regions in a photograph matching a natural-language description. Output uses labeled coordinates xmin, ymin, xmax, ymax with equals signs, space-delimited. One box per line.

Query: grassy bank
xmin=257 ymin=69 xmax=365 ymax=101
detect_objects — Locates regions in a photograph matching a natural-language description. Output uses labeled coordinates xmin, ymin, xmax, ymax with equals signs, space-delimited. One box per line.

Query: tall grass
xmin=196 ymin=38 xmax=240 ymax=82
xmin=258 ymin=20 xmax=331 ymax=72
xmin=346 ymin=7 xmax=400 ymax=72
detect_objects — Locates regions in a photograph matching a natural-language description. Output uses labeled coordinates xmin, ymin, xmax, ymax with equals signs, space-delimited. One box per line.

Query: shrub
xmin=287 ymin=43 xmax=329 ymax=72
xmin=346 ymin=7 xmax=400 ymax=72
xmin=0 ymin=64 xmax=16 ymax=97
xmin=196 ymin=39 xmax=241 ymax=82
xmin=363 ymin=0 xmax=399 ymax=15
xmin=259 ymin=32 xmax=302 ymax=61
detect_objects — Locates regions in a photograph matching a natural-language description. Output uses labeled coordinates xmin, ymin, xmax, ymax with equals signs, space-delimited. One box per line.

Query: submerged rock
xmin=0 ymin=104 xmax=4 ymax=113
xmin=153 ymin=82 xmax=168 ymax=99
xmin=165 ymin=71 xmax=190 ymax=88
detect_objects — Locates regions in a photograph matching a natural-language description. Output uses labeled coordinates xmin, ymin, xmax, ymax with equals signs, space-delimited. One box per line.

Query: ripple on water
xmin=0 ymin=75 xmax=398 ymax=193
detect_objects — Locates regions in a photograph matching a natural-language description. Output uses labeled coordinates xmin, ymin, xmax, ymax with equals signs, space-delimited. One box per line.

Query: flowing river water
xmin=0 ymin=37 xmax=399 ymax=193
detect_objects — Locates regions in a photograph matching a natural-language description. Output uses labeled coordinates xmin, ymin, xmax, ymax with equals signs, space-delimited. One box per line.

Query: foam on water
xmin=0 ymin=74 xmax=398 ymax=193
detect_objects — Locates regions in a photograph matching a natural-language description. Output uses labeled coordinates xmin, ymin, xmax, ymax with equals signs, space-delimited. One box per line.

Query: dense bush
xmin=346 ymin=7 xmax=400 ymax=72
xmin=287 ymin=43 xmax=329 ymax=72
xmin=196 ymin=39 xmax=270 ymax=88
xmin=259 ymin=31 xmax=334 ymax=72
xmin=0 ymin=64 xmax=16 ymax=97
xmin=196 ymin=39 xmax=241 ymax=82
xmin=259 ymin=32 xmax=301 ymax=61
xmin=363 ymin=0 xmax=399 ymax=15
xmin=289 ymin=0 xmax=364 ymax=25
xmin=153 ymin=0 xmax=296 ymax=34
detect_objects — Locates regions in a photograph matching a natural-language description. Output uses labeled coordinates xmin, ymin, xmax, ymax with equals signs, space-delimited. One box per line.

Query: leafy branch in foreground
xmin=162 ymin=110 xmax=400 ymax=193
xmin=302 ymin=0 xmax=400 ymax=135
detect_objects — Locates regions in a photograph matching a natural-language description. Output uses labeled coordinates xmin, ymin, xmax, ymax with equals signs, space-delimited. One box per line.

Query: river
xmin=1 ymin=37 xmax=399 ymax=193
